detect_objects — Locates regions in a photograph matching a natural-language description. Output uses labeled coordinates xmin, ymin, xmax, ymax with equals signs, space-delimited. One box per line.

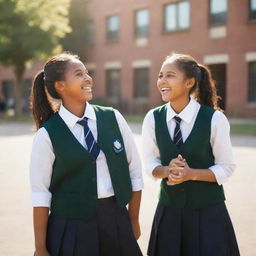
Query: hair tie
xmin=194 ymin=65 xmax=202 ymax=83
xmin=42 ymin=71 xmax=46 ymax=80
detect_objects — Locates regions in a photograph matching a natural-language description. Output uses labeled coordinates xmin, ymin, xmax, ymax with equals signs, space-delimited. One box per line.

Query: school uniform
xmin=142 ymin=97 xmax=240 ymax=256
xmin=30 ymin=102 xmax=143 ymax=256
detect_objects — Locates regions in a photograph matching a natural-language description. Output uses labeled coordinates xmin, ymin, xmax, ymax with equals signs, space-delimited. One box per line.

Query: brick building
xmin=1 ymin=0 xmax=256 ymax=117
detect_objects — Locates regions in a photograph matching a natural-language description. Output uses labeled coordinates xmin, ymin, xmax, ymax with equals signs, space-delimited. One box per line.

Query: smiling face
xmin=56 ymin=59 xmax=93 ymax=103
xmin=157 ymin=60 xmax=192 ymax=103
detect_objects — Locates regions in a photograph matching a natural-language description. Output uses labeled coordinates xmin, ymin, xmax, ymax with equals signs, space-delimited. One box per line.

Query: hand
xmin=34 ymin=248 xmax=50 ymax=256
xmin=130 ymin=219 xmax=141 ymax=240
xmin=169 ymin=154 xmax=186 ymax=170
xmin=167 ymin=156 xmax=194 ymax=186
xmin=167 ymin=154 xmax=186 ymax=185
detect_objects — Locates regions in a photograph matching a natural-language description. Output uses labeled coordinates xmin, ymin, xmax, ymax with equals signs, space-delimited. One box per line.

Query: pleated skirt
xmin=46 ymin=196 xmax=142 ymax=256
xmin=148 ymin=201 xmax=240 ymax=256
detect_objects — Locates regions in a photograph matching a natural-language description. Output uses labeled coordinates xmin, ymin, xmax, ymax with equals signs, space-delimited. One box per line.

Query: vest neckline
xmin=164 ymin=104 xmax=203 ymax=149
xmin=55 ymin=113 xmax=95 ymax=159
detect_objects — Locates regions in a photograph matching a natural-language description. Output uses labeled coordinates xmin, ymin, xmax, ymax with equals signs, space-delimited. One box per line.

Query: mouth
xmin=160 ymin=87 xmax=171 ymax=93
xmin=81 ymin=86 xmax=92 ymax=92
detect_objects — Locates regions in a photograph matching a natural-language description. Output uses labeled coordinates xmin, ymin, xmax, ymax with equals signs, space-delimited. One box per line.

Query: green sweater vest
xmin=154 ymin=104 xmax=225 ymax=209
xmin=43 ymin=105 xmax=132 ymax=219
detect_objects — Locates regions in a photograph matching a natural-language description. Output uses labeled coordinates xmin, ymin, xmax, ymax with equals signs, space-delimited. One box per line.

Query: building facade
xmin=1 ymin=0 xmax=256 ymax=117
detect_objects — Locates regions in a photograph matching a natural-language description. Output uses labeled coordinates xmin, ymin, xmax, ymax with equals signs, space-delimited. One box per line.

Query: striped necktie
xmin=77 ymin=117 xmax=100 ymax=159
xmin=173 ymin=116 xmax=183 ymax=147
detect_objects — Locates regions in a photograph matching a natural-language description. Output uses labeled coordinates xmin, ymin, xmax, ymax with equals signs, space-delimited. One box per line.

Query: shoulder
xmin=41 ymin=113 xmax=59 ymax=130
xmin=90 ymin=104 xmax=114 ymax=113
xmin=32 ymin=127 xmax=51 ymax=146
xmin=212 ymin=110 xmax=230 ymax=128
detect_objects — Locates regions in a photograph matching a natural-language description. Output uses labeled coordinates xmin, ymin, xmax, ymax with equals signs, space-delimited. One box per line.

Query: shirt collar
xmin=166 ymin=97 xmax=199 ymax=124
xmin=59 ymin=102 xmax=96 ymax=128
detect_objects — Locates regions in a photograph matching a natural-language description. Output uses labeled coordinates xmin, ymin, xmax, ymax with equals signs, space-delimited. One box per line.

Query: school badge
xmin=113 ymin=139 xmax=124 ymax=153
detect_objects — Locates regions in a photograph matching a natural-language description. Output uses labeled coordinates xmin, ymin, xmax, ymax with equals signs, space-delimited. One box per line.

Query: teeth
xmin=161 ymin=87 xmax=171 ymax=92
xmin=81 ymin=86 xmax=92 ymax=91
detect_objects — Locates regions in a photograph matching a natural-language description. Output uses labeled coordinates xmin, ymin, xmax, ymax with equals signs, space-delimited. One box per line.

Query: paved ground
xmin=0 ymin=122 xmax=255 ymax=256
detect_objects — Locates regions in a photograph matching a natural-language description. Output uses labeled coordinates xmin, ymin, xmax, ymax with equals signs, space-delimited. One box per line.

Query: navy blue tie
xmin=77 ymin=117 xmax=100 ymax=159
xmin=173 ymin=116 xmax=183 ymax=147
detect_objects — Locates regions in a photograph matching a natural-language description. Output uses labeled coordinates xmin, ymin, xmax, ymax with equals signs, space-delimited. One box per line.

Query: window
xmin=134 ymin=68 xmax=149 ymax=98
xmin=85 ymin=21 xmax=95 ymax=45
xmin=2 ymin=80 xmax=15 ymax=108
xmin=107 ymin=15 xmax=120 ymax=42
xmin=106 ymin=69 xmax=120 ymax=99
xmin=249 ymin=0 xmax=256 ymax=21
xmin=209 ymin=0 xmax=227 ymax=26
xmin=164 ymin=1 xmax=190 ymax=32
xmin=248 ymin=62 xmax=256 ymax=102
xmin=135 ymin=9 xmax=149 ymax=38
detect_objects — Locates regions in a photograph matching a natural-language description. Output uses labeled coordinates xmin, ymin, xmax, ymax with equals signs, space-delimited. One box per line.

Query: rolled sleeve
xmin=141 ymin=110 xmax=161 ymax=180
xmin=209 ymin=111 xmax=236 ymax=185
xmin=31 ymin=191 xmax=52 ymax=207
xmin=29 ymin=128 xmax=55 ymax=207
xmin=114 ymin=109 xmax=144 ymax=191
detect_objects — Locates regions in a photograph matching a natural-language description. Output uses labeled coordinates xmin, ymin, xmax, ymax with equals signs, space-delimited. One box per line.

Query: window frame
xmin=208 ymin=0 xmax=228 ymax=26
xmin=248 ymin=61 xmax=256 ymax=103
xmin=133 ymin=67 xmax=150 ymax=99
xmin=134 ymin=8 xmax=150 ymax=38
xmin=163 ymin=1 xmax=190 ymax=33
xmin=106 ymin=15 xmax=120 ymax=43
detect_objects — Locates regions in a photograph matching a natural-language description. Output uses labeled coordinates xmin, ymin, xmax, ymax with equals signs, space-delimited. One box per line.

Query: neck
xmin=62 ymin=100 xmax=86 ymax=118
xmin=170 ymin=96 xmax=190 ymax=114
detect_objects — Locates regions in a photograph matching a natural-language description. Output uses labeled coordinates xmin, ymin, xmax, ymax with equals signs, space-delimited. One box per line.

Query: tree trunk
xmin=14 ymin=63 xmax=25 ymax=117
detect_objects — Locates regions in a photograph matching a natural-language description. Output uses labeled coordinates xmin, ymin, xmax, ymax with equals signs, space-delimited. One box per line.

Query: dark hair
xmin=30 ymin=52 xmax=79 ymax=130
xmin=165 ymin=53 xmax=221 ymax=110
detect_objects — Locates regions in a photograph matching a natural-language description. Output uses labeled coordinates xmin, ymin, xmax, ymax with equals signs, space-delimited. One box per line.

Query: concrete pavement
xmin=0 ymin=122 xmax=255 ymax=256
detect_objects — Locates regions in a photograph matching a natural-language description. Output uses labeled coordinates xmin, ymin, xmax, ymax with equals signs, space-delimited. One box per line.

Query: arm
xmin=113 ymin=110 xmax=143 ymax=240
xmin=128 ymin=190 xmax=142 ymax=240
xmin=152 ymin=165 xmax=171 ymax=179
xmin=30 ymin=128 xmax=55 ymax=255
xmin=141 ymin=110 xmax=164 ymax=179
xmin=167 ymin=111 xmax=236 ymax=186
xmin=33 ymin=207 xmax=50 ymax=256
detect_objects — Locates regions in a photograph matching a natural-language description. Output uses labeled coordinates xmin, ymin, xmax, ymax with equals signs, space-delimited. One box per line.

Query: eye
xmin=158 ymin=74 xmax=163 ymax=79
xmin=76 ymin=72 xmax=83 ymax=76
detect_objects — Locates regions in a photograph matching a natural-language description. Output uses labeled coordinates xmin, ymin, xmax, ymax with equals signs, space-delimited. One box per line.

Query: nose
xmin=84 ymin=73 xmax=92 ymax=81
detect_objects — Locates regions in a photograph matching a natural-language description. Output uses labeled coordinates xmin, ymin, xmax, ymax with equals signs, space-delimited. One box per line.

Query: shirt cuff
xmin=31 ymin=192 xmax=52 ymax=207
xmin=144 ymin=161 xmax=162 ymax=180
xmin=209 ymin=165 xmax=229 ymax=185
xmin=131 ymin=178 xmax=144 ymax=191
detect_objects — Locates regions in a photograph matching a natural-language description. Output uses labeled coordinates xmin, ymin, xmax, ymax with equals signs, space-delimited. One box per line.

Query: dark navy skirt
xmin=148 ymin=201 xmax=240 ymax=256
xmin=46 ymin=196 xmax=142 ymax=256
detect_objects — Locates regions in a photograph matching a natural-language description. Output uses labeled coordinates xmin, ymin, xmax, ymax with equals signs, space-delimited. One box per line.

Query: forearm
xmin=152 ymin=165 xmax=170 ymax=179
xmin=33 ymin=207 xmax=49 ymax=250
xmin=190 ymin=168 xmax=217 ymax=182
xmin=128 ymin=190 xmax=142 ymax=221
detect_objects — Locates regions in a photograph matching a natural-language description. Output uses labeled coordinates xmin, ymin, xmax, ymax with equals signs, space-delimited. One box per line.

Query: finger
xmin=178 ymin=154 xmax=184 ymax=161
xmin=170 ymin=167 xmax=184 ymax=173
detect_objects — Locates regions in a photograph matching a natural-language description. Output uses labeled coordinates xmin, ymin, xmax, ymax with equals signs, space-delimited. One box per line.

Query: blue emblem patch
xmin=113 ymin=139 xmax=124 ymax=153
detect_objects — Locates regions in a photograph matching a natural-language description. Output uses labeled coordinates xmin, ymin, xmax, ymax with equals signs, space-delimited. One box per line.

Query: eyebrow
xmin=74 ymin=68 xmax=88 ymax=73
xmin=159 ymin=71 xmax=177 ymax=74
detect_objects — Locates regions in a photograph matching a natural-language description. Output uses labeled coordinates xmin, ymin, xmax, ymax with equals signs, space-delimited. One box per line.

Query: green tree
xmin=0 ymin=0 xmax=71 ymax=115
xmin=61 ymin=0 xmax=90 ymax=61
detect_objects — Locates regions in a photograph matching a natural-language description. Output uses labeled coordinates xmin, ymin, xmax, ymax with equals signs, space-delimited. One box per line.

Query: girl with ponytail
xmin=30 ymin=52 xmax=143 ymax=256
xmin=142 ymin=53 xmax=240 ymax=256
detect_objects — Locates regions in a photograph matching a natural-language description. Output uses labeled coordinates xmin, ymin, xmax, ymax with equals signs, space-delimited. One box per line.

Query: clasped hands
xmin=166 ymin=154 xmax=194 ymax=186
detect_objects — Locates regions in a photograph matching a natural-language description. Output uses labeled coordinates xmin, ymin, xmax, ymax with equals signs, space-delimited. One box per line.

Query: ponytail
xmin=31 ymin=71 xmax=55 ymax=130
xmin=30 ymin=52 xmax=79 ymax=130
xmin=165 ymin=53 xmax=221 ymax=111
xmin=195 ymin=64 xmax=221 ymax=110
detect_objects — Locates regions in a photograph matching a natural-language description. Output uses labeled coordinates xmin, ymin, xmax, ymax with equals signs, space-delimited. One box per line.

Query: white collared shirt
xmin=141 ymin=97 xmax=236 ymax=185
xmin=30 ymin=102 xmax=144 ymax=207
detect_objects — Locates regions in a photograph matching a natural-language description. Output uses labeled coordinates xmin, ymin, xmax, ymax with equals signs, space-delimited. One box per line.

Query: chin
xmin=162 ymin=95 xmax=171 ymax=102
